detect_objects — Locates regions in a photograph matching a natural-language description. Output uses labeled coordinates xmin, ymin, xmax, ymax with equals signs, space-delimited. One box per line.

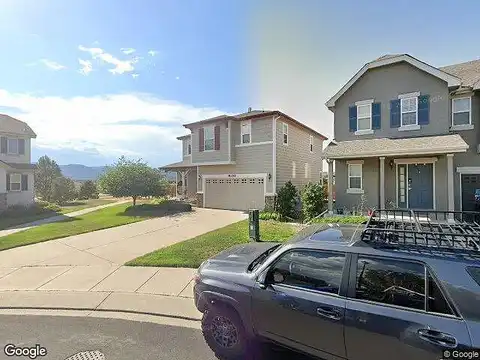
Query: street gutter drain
xmin=64 ymin=350 xmax=105 ymax=360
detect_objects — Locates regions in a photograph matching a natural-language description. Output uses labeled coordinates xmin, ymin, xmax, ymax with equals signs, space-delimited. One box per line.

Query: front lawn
xmin=0 ymin=198 xmax=119 ymax=231
xmin=0 ymin=201 xmax=191 ymax=251
xmin=126 ymin=220 xmax=298 ymax=268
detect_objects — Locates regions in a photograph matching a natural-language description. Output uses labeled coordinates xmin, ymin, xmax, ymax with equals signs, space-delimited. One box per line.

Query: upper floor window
xmin=401 ymin=97 xmax=418 ymax=126
xmin=187 ymin=139 xmax=192 ymax=155
xmin=348 ymin=163 xmax=362 ymax=190
xmin=309 ymin=135 xmax=313 ymax=152
xmin=0 ymin=137 xmax=25 ymax=155
xmin=241 ymin=120 xmax=251 ymax=144
xmin=282 ymin=123 xmax=288 ymax=145
xmin=452 ymin=97 xmax=471 ymax=126
xmin=204 ymin=127 xmax=214 ymax=151
xmin=7 ymin=139 xmax=18 ymax=154
xmin=357 ymin=104 xmax=372 ymax=131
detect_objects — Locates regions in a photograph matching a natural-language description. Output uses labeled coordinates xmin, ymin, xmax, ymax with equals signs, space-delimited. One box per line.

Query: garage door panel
xmin=204 ymin=177 xmax=265 ymax=211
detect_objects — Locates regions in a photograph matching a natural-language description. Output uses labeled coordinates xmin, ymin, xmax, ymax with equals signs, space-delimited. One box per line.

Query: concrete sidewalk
xmin=0 ymin=266 xmax=201 ymax=320
xmin=0 ymin=199 xmax=131 ymax=237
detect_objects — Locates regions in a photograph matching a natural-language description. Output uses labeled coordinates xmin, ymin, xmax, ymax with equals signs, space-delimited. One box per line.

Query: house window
xmin=292 ymin=161 xmax=296 ymax=178
xmin=304 ymin=163 xmax=310 ymax=179
xmin=187 ymin=139 xmax=192 ymax=155
xmin=241 ymin=120 xmax=251 ymax=144
xmin=309 ymin=135 xmax=313 ymax=152
xmin=283 ymin=123 xmax=288 ymax=145
xmin=204 ymin=127 xmax=214 ymax=151
xmin=7 ymin=138 xmax=18 ymax=154
xmin=401 ymin=97 xmax=418 ymax=126
xmin=357 ymin=104 xmax=372 ymax=131
xmin=9 ymin=173 xmax=21 ymax=191
xmin=452 ymin=97 xmax=471 ymax=126
xmin=348 ymin=163 xmax=362 ymax=190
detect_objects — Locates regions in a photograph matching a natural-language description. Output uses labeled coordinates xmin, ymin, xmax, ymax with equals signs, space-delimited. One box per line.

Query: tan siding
xmin=231 ymin=115 xmax=273 ymax=146
xmin=190 ymin=120 xmax=229 ymax=163
xmin=0 ymin=136 xmax=31 ymax=164
xmin=198 ymin=143 xmax=274 ymax=193
xmin=275 ymin=117 xmax=323 ymax=192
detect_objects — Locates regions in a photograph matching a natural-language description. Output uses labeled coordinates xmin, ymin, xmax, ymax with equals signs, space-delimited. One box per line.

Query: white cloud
xmin=148 ymin=50 xmax=159 ymax=57
xmin=78 ymin=45 xmax=137 ymax=75
xmin=175 ymin=76 xmax=180 ymax=80
xmin=121 ymin=48 xmax=136 ymax=55
xmin=0 ymin=89 xmax=225 ymax=163
xmin=39 ymin=59 xmax=66 ymax=71
xmin=78 ymin=59 xmax=93 ymax=75
xmin=132 ymin=73 xmax=139 ymax=79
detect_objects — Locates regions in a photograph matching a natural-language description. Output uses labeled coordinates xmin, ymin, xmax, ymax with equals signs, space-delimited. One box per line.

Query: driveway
xmin=0 ymin=208 xmax=247 ymax=268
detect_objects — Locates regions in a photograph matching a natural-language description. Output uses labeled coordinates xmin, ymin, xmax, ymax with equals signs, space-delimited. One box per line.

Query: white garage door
xmin=204 ymin=177 xmax=265 ymax=211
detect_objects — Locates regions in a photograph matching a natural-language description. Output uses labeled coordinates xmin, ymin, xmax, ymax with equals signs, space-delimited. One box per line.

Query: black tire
xmin=201 ymin=305 xmax=249 ymax=360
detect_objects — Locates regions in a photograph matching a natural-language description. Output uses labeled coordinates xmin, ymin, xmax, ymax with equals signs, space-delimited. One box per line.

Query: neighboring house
xmin=0 ymin=114 xmax=37 ymax=211
xmin=161 ymin=109 xmax=327 ymax=211
xmin=324 ymin=54 xmax=480 ymax=215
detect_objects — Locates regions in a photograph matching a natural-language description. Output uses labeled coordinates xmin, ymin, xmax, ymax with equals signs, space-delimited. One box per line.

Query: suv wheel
xmin=201 ymin=306 xmax=248 ymax=360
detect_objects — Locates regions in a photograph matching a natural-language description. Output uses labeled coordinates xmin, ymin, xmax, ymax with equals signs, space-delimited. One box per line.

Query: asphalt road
xmin=0 ymin=315 xmax=313 ymax=360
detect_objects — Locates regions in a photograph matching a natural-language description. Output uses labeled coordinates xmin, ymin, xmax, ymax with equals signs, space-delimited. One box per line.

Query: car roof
xmin=286 ymin=223 xmax=479 ymax=265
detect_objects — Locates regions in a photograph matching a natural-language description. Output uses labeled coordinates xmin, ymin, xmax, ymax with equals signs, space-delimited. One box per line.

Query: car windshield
xmin=467 ymin=267 xmax=480 ymax=286
xmin=248 ymin=244 xmax=283 ymax=271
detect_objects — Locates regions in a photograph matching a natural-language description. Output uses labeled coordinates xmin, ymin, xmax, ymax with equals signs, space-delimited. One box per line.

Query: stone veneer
xmin=264 ymin=195 xmax=276 ymax=211
xmin=196 ymin=193 xmax=204 ymax=208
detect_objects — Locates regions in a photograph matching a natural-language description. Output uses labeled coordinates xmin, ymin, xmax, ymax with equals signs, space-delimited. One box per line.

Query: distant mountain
xmin=60 ymin=164 xmax=107 ymax=181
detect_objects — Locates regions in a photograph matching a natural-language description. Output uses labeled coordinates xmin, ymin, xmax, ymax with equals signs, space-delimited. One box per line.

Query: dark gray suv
xmin=194 ymin=209 xmax=480 ymax=360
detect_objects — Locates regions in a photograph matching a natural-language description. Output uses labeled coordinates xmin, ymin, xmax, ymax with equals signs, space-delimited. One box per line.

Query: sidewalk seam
xmin=35 ymin=267 xmax=74 ymax=290
xmin=133 ymin=268 xmax=161 ymax=293
xmin=176 ymin=279 xmax=193 ymax=297
xmin=94 ymin=291 xmax=114 ymax=310
xmin=87 ymin=266 xmax=122 ymax=292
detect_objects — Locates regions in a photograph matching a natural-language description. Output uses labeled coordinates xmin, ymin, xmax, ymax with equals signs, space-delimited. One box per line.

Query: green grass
xmin=0 ymin=198 xmax=119 ymax=231
xmin=0 ymin=201 xmax=191 ymax=251
xmin=311 ymin=215 xmax=368 ymax=224
xmin=126 ymin=220 xmax=298 ymax=268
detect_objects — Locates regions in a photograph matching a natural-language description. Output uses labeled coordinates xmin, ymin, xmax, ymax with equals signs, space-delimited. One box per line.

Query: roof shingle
xmin=439 ymin=59 xmax=480 ymax=89
xmin=0 ymin=114 xmax=36 ymax=138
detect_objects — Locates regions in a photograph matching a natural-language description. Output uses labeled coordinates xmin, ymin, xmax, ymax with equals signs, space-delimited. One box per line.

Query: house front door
xmin=407 ymin=164 xmax=433 ymax=209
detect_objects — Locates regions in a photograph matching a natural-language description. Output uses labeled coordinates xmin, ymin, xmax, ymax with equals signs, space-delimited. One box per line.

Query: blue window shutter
xmin=418 ymin=94 xmax=430 ymax=125
xmin=349 ymin=106 xmax=357 ymax=132
xmin=372 ymin=102 xmax=381 ymax=129
xmin=390 ymin=99 xmax=401 ymax=128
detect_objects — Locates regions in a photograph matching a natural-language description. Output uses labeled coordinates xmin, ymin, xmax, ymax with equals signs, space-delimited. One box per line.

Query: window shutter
xmin=199 ymin=128 xmax=204 ymax=152
xmin=372 ymin=102 xmax=381 ymax=129
xmin=418 ymin=94 xmax=430 ymax=125
xmin=21 ymin=174 xmax=28 ymax=191
xmin=349 ymin=106 xmax=357 ymax=132
xmin=6 ymin=174 xmax=10 ymax=191
xmin=390 ymin=99 xmax=401 ymax=128
xmin=0 ymin=137 xmax=6 ymax=154
xmin=214 ymin=125 xmax=220 ymax=150
xmin=18 ymin=139 xmax=25 ymax=155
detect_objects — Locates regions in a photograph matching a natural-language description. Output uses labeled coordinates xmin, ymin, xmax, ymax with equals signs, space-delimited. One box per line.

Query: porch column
xmin=327 ymin=159 xmax=334 ymax=214
xmin=379 ymin=157 xmax=385 ymax=209
xmin=447 ymin=154 xmax=455 ymax=221
xmin=180 ymin=171 xmax=187 ymax=197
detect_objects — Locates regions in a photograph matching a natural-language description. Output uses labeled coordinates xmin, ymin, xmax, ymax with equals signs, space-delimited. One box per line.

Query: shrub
xmin=276 ymin=181 xmax=298 ymax=220
xmin=301 ymin=182 xmax=326 ymax=222
xmin=312 ymin=215 xmax=368 ymax=224
xmin=78 ymin=180 xmax=99 ymax=200
xmin=259 ymin=211 xmax=281 ymax=221
xmin=2 ymin=201 xmax=61 ymax=218
xmin=51 ymin=176 xmax=77 ymax=205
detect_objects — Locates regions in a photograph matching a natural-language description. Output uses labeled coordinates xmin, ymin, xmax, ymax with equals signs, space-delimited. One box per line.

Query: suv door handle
xmin=316 ymin=306 xmax=341 ymax=321
xmin=417 ymin=329 xmax=457 ymax=349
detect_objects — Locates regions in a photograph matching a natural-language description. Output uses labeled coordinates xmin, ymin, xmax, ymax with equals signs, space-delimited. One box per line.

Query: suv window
xmin=467 ymin=267 xmax=480 ymax=286
xmin=355 ymin=257 xmax=425 ymax=310
xmin=268 ymin=250 xmax=345 ymax=295
xmin=355 ymin=257 xmax=453 ymax=315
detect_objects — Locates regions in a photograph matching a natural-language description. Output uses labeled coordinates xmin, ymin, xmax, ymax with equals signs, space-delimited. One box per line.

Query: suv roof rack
xmin=360 ymin=209 xmax=480 ymax=253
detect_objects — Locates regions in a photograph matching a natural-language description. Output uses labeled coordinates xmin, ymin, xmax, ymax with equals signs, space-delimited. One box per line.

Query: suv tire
xmin=201 ymin=305 xmax=248 ymax=360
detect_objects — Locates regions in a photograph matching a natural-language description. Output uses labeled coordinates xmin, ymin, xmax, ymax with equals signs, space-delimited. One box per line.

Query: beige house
xmin=0 ymin=114 xmax=37 ymax=211
xmin=162 ymin=109 xmax=327 ymax=211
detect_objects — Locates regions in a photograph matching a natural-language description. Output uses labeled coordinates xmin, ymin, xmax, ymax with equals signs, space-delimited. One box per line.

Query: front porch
xmin=324 ymin=135 xmax=469 ymax=214
xmin=160 ymin=160 xmax=197 ymax=200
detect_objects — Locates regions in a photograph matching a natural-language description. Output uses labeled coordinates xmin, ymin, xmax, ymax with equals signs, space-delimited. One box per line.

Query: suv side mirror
xmin=257 ymin=270 xmax=269 ymax=289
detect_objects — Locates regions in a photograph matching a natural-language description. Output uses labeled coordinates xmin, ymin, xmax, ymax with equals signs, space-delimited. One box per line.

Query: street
xmin=0 ymin=314 xmax=313 ymax=360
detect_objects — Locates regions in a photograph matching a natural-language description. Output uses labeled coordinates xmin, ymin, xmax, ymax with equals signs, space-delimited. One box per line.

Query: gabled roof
xmin=325 ymin=54 xmax=462 ymax=108
xmin=183 ymin=110 xmax=328 ymax=140
xmin=0 ymin=114 xmax=37 ymax=138
xmin=176 ymin=134 xmax=191 ymax=140
xmin=440 ymin=59 xmax=480 ymax=90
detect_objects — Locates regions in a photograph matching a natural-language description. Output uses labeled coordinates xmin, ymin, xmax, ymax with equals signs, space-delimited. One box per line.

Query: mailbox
xmin=249 ymin=209 xmax=260 ymax=242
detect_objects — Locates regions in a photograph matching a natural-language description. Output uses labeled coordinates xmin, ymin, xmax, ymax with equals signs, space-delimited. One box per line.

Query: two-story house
xmin=161 ymin=109 xmax=327 ymax=211
xmin=0 ymin=114 xmax=37 ymax=211
xmin=324 ymin=54 xmax=480 ymax=215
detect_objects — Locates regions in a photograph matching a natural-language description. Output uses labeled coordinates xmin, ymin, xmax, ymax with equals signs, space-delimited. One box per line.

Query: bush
xmin=259 ymin=211 xmax=281 ymax=221
xmin=276 ymin=181 xmax=298 ymax=220
xmin=312 ymin=216 xmax=368 ymax=224
xmin=78 ymin=180 xmax=99 ymax=200
xmin=51 ymin=176 xmax=77 ymax=205
xmin=301 ymin=182 xmax=326 ymax=222
xmin=2 ymin=201 xmax=61 ymax=218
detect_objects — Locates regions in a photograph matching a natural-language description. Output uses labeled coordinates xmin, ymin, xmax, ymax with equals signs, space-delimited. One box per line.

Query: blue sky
xmin=0 ymin=0 xmax=479 ymax=167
